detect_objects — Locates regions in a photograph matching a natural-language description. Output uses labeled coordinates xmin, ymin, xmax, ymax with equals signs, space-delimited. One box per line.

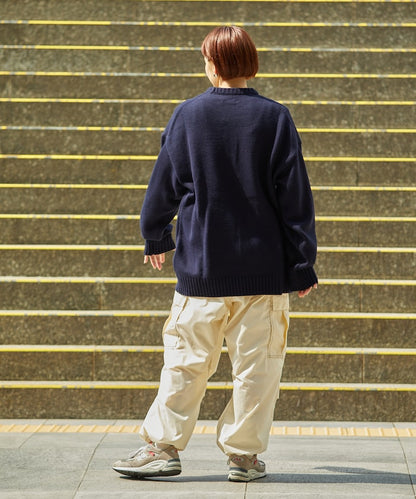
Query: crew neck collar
xmin=209 ymin=87 xmax=258 ymax=95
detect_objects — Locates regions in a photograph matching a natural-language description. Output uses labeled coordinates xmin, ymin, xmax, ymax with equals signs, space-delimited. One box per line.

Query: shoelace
xmin=228 ymin=454 xmax=259 ymax=466
xmin=128 ymin=444 xmax=156 ymax=460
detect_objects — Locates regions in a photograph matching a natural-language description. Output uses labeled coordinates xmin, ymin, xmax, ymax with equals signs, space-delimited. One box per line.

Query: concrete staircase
xmin=0 ymin=0 xmax=415 ymax=420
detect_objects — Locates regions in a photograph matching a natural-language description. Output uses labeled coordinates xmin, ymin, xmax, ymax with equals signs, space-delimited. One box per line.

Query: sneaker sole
xmin=228 ymin=468 xmax=266 ymax=482
xmin=113 ymin=459 xmax=182 ymax=478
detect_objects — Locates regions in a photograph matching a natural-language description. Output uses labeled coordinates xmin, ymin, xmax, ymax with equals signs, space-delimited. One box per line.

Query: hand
xmin=298 ymin=283 xmax=317 ymax=298
xmin=144 ymin=253 xmax=165 ymax=271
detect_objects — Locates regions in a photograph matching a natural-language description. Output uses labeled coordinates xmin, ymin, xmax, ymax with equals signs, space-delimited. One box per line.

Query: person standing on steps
xmin=113 ymin=25 xmax=318 ymax=482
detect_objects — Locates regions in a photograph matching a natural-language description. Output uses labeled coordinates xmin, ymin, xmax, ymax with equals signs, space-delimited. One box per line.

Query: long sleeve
xmin=271 ymin=110 xmax=318 ymax=290
xmin=140 ymin=141 xmax=184 ymax=255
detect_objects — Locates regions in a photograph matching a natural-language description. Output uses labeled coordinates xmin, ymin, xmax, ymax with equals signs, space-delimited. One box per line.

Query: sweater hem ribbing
xmin=177 ymin=274 xmax=286 ymax=297
xmin=176 ymin=268 xmax=317 ymax=297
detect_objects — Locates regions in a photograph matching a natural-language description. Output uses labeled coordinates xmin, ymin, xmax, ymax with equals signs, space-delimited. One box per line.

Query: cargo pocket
xmin=163 ymin=291 xmax=188 ymax=349
xmin=267 ymin=294 xmax=290 ymax=358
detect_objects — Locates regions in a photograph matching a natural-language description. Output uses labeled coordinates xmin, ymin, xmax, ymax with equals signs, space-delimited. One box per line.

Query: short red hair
xmin=201 ymin=26 xmax=258 ymax=80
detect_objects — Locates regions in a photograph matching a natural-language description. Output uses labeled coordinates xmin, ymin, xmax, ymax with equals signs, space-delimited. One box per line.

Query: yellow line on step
xmin=0 ymin=214 xmax=414 ymax=222
xmin=0 ymin=98 xmax=414 ymax=105
xmin=1 ymin=381 xmax=416 ymax=392
xmin=0 ymin=310 xmax=414 ymax=320
xmin=1 ymin=154 xmax=415 ymax=162
xmin=0 ymin=71 xmax=415 ymax=79
xmin=3 ymin=45 xmax=416 ymax=54
xmin=1 ymin=345 xmax=415 ymax=356
xmin=1 ymin=20 xmax=416 ymax=27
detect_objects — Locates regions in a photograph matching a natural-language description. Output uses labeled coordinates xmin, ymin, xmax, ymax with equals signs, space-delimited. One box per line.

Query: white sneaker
xmin=228 ymin=454 xmax=266 ymax=482
xmin=112 ymin=443 xmax=181 ymax=478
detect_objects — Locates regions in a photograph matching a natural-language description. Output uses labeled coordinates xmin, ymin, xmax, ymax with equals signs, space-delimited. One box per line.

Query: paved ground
xmin=0 ymin=420 xmax=415 ymax=498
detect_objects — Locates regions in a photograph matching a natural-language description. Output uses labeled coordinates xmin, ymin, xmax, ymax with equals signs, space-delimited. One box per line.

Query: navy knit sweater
xmin=140 ymin=87 xmax=318 ymax=296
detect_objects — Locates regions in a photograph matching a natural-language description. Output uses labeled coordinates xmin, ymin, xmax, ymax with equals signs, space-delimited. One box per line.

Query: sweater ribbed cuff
xmin=288 ymin=266 xmax=318 ymax=291
xmin=144 ymin=234 xmax=176 ymax=255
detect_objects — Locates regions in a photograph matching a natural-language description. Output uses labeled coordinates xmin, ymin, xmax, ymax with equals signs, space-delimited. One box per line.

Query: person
xmin=112 ymin=25 xmax=318 ymax=482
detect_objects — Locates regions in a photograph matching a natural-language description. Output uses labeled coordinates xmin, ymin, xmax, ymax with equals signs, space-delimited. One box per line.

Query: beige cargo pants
xmin=139 ymin=291 xmax=289 ymax=456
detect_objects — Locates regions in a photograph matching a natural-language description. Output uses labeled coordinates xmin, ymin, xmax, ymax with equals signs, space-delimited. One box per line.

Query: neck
xmin=217 ymin=77 xmax=248 ymax=88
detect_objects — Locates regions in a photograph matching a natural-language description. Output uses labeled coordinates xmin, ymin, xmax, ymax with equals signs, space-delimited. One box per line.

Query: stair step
xmin=1 ymin=100 xmax=413 ymax=128
xmin=0 ymin=184 xmax=414 ymax=216
xmin=1 ymin=345 xmax=415 ymax=384
xmin=2 ymin=47 xmax=414 ymax=74
xmin=2 ymin=127 xmax=415 ymax=155
xmin=0 ymin=380 xmax=415 ymax=420
xmin=1 ymin=73 xmax=413 ymax=101
xmin=0 ymin=245 xmax=414 ymax=279
xmin=0 ymin=277 xmax=414 ymax=312
xmin=0 ymin=215 xmax=415 ymax=246
xmin=2 ymin=22 xmax=415 ymax=48
xmin=0 ymin=158 xmax=414 ymax=187
xmin=0 ymin=0 xmax=414 ymax=23
xmin=0 ymin=20 xmax=416 ymax=50
xmin=1 ymin=127 xmax=414 ymax=157
xmin=0 ymin=310 xmax=414 ymax=348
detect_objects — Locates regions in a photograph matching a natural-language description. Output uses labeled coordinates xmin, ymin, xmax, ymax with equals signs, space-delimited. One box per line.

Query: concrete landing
xmin=0 ymin=420 xmax=415 ymax=498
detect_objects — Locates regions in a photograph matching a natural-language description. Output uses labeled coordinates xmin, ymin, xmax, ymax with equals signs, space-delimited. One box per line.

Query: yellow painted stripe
xmin=0 ymin=213 xmax=141 ymax=220
xmin=300 ymin=128 xmax=416 ymax=133
xmin=262 ymin=74 xmax=416 ymax=79
xmin=1 ymin=345 xmax=415 ymax=355
xmin=287 ymin=100 xmax=416 ymax=106
xmin=312 ymin=186 xmax=416 ymax=191
xmin=0 ymin=276 xmax=413 ymax=286
xmin=316 ymin=216 xmax=416 ymax=222
xmin=0 ymin=244 xmax=145 ymax=251
xmin=0 ymin=244 xmax=414 ymax=253
xmin=0 ymin=309 xmax=170 ymax=317
xmin=0 ymin=126 xmax=164 ymax=132
xmin=1 ymin=381 xmax=416 ymax=392
xmin=1 ymin=45 xmax=195 ymax=51
xmin=0 ymin=97 xmax=182 ymax=104
xmin=281 ymin=383 xmax=416 ymax=392
xmin=318 ymin=246 xmax=416 ymax=253
xmin=0 ymin=71 xmax=414 ymax=79
xmin=1 ymin=154 xmax=415 ymax=162
xmin=0 ymin=423 xmax=414 ymax=438
xmin=1 ymin=20 xmax=415 ymax=27
xmin=0 ymin=183 xmax=147 ymax=189
xmin=0 ymin=345 xmax=166 ymax=353
xmin=57 ymin=0 xmax=416 ymax=3
xmin=287 ymin=348 xmax=416 ymax=356
xmin=0 ymin=71 xmax=206 ymax=77
xmin=0 ymin=98 xmax=414 ymax=106
xmin=0 ymin=276 xmax=178 ymax=284
xmin=290 ymin=312 xmax=416 ymax=320
xmin=0 ymin=381 xmax=161 ymax=389
xmin=0 ymin=214 xmax=413 ymax=223
xmin=319 ymin=278 xmax=416 ymax=286
xmin=2 ymin=125 xmax=415 ymax=133
xmin=305 ymin=157 xmax=416 ymax=162
xmin=3 ymin=44 xmax=416 ymax=53
xmin=0 ymin=310 xmax=414 ymax=320
xmin=0 ymin=154 xmax=157 ymax=160
xmin=1 ymin=183 xmax=414 ymax=192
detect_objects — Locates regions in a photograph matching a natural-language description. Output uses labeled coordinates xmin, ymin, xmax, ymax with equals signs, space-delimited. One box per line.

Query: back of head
xmin=201 ymin=26 xmax=259 ymax=80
